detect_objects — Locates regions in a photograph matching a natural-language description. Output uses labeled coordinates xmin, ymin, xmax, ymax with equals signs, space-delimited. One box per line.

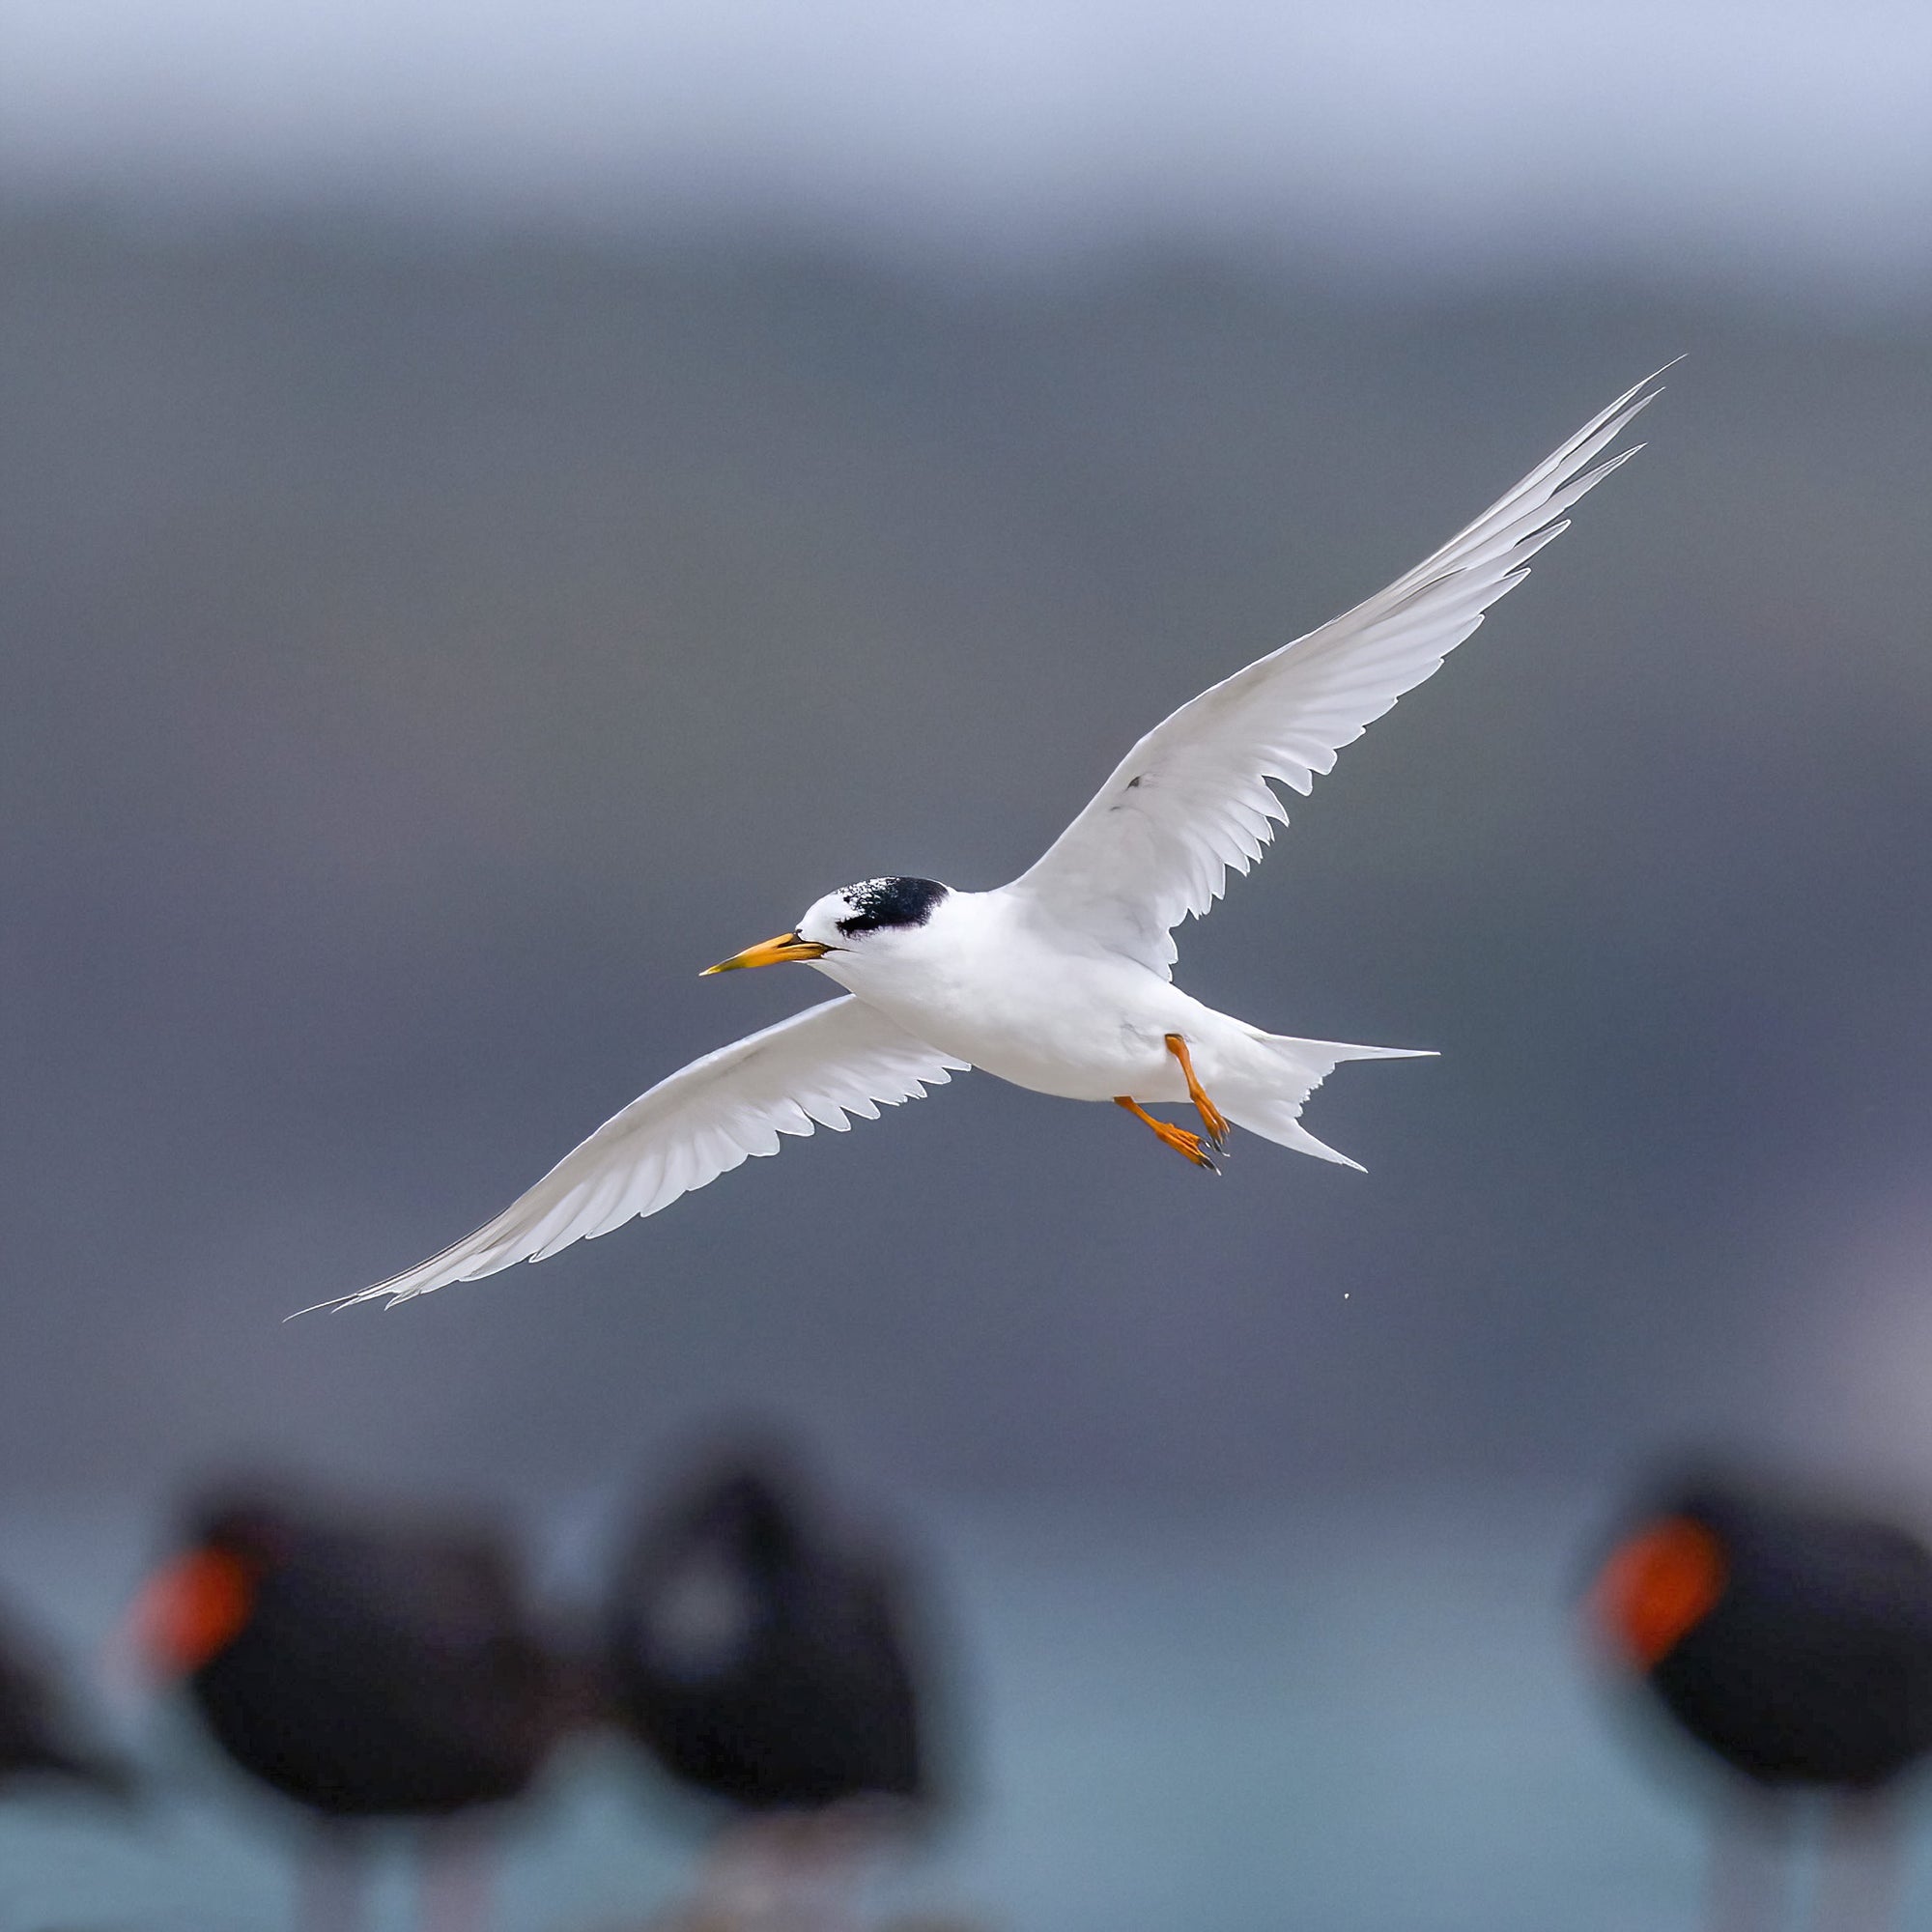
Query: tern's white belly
xmin=813 ymin=917 xmax=1259 ymax=1103
xmin=927 ymin=993 xmax=1175 ymax=1100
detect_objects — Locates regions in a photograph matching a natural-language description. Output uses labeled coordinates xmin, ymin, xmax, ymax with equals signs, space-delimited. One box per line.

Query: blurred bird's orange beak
xmin=701 ymin=931 xmax=832 ymax=976
xmin=1590 ymin=1517 xmax=1727 ymax=1668
xmin=126 ymin=1548 xmax=257 ymax=1677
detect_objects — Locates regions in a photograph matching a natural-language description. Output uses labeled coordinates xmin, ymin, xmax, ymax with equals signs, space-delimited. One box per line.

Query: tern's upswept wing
xmin=324 ymin=999 xmax=969 ymax=1309
xmin=1007 ymin=372 xmax=1664 ymax=974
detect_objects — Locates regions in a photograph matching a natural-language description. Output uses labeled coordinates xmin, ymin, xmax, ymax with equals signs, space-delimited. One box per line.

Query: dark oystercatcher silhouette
xmin=1589 ymin=1469 xmax=1932 ymax=1932
xmin=131 ymin=1485 xmax=570 ymax=1932
xmin=0 ymin=1601 xmax=129 ymax=1801
xmin=606 ymin=1448 xmax=938 ymax=1932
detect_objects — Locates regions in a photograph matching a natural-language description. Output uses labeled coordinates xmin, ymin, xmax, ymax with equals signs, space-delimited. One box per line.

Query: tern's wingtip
xmin=283 ymin=1296 xmax=342 ymax=1322
xmin=284 ymin=1286 xmax=389 ymax=1321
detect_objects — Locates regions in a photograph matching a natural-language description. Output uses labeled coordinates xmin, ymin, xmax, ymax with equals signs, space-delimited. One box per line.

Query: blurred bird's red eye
xmin=130 ymin=1548 xmax=258 ymax=1675
xmin=1592 ymin=1517 xmax=1727 ymax=1668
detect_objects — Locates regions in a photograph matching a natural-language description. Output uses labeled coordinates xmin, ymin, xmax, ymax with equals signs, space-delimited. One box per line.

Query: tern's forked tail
xmin=1224 ymin=1035 xmax=1436 ymax=1171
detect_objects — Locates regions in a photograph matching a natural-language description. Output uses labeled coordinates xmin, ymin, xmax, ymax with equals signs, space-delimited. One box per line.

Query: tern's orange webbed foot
xmin=1114 ymin=1095 xmax=1219 ymax=1172
xmin=1163 ymin=1034 xmax=1230 ymax=1150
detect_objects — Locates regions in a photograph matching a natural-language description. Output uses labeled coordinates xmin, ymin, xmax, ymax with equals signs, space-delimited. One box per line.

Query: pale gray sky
xmin=6 ymin=0 xmax=1932 ymax=292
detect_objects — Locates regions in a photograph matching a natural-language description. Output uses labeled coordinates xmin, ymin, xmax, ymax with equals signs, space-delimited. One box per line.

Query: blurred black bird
xmin=1589 ymin=1470 xmax=1932 ymax=1932
xmin=132 ymin=1485 xmax=572 ymax=1932
xmin=0 ymin=1603 xmax=129 ymax=1801
xmin=606 ymin=1449 xmax=936 ymax=1931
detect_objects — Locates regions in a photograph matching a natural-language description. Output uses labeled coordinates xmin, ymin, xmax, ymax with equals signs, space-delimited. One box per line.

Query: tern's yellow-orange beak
xmin=701 ymin=930 xmax=833 ymax=976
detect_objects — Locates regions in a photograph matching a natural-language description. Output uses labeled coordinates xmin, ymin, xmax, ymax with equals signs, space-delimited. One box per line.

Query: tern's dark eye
xmin=834 ymin=877 xmax=949 ymax=938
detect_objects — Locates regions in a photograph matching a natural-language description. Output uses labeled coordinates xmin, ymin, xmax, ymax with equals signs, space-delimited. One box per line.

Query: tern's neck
xmin=806 ymin=887 xmax=1003 ymax=1003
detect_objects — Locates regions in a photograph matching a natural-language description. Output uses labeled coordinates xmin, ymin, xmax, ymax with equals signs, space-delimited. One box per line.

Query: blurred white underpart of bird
xmin=318 ymin=371 xmax=1666 ymax=1312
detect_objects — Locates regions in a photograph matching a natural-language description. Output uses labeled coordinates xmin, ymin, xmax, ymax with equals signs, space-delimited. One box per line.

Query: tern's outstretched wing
xmin=320 ymin=999 xmax=969 ymax=1310
xmin=1006 ymin=371 xmax=1665 ymax=974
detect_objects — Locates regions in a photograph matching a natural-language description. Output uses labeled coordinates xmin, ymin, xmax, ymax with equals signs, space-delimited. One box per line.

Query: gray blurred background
xmin=3 ymin=0 xmax=1931 ymax=1924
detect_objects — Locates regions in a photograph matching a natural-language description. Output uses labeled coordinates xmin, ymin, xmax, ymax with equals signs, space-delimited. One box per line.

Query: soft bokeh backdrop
xmin=3 ymin=2 xmax=1931 ymax=1925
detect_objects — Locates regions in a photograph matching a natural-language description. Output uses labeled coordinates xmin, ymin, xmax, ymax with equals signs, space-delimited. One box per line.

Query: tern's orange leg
xmin=1163 ymin=1034 xmax=1230 ymax=1150
xmin=1114 ymin=1096 xmax=1218 ymax=1171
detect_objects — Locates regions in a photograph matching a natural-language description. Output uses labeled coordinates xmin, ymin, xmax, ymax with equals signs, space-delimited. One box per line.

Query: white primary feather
xmin=320 ymin=999 xmax=969 ymax=1310
xmin=1008 ymin=369 xmax=1667 ymax=973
